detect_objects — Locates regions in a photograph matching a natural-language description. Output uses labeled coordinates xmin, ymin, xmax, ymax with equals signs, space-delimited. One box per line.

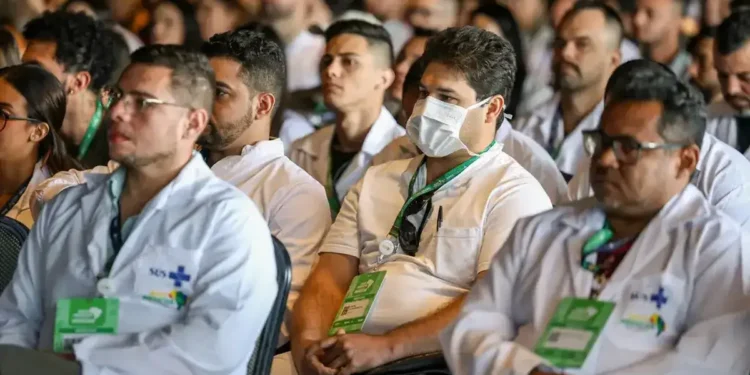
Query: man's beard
xmin=199 ymin=112 xmax=254 ymax=151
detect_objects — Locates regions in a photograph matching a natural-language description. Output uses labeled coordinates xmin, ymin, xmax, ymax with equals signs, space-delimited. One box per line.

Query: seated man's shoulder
xmin=372 ymin=136 xmax=418 ymax=166
xmin=290 ymin=124 xmax=334 ymax=150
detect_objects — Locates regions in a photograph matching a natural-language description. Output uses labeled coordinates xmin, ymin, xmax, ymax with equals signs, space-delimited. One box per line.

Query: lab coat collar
xmin=211 ymin=139 xmax=286 ymax=176
xmin=560 ymin=184 xmax=710 ymax=232
xmin=293 ymin=106 xmax=399 ymax=159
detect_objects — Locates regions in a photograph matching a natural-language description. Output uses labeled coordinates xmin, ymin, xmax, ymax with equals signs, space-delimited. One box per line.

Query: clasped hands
xmin=301 ymin=329 xmax=398 ymax=375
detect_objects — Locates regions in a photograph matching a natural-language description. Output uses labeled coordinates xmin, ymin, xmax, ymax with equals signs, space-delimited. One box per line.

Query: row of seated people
xmin=0 ymin=6 xmax=750 ymax=375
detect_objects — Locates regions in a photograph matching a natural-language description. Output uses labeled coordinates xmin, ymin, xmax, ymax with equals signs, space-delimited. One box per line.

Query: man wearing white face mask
xmin=291 ymin=27 xmax=552 ymax=375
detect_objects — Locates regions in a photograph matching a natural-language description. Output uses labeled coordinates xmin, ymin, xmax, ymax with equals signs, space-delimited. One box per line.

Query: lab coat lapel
xmin=556 ymin=101 xmax=604 ymax=175
xmin=334 ymin=108 xmax=399 ymax=200
xmin=560 ymin=198 xmax=605 ymax=297
xmin=597 ymin=186 xmax=707 ymax=300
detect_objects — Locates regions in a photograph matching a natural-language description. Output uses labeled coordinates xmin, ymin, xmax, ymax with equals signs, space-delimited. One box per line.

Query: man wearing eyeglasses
xmin=291 ymin=27 xmax=552 ymax=375
xmin=0 ymin=45 xmax=278 ymax=375
xmin=568 ymin=60 xmax=750 ymax=230
xmin=442 ymin=58 xmax=750 ymax=375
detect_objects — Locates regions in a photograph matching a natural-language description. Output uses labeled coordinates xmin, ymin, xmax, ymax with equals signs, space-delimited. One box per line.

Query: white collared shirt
xmin=4 ymin=161 xmax=49 ymax=229
xmin=706 ymin=100 xmax=750 ymax=158
xmin=514 ymin=94 xmax=604 ymax=178
xmin=0 ymin=154 xmax=277 ymax=375
xmin=285 ymin=30 xmax=325 ymax=92
xmin=372 ymin=119 xmax=569 ymax=204
xmin=321 ymin=144 xmax=552 ymax=334
xmin=288 ymin=107 xmax=405 ymax=202
xmin=442 ymin=186 xmax=750 ymax=374
xmin=210 ymin=139 xmax=330 ymax=345
xmin=567 ymin=133 xmax=750 ymax=229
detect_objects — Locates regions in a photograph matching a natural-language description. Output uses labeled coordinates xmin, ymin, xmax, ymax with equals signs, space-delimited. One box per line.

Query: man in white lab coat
xmin=199 ymin=29 xmax=331 ymax=349
xmin=632 ymin=0 xmax=692 ymax=79
xmin=288 ymin=20 xmax=405 ymax=218
xmin=442 ymin=58 xmax=750 ymax=375
xmin=291 ymin=27 xmax=552 ymax=375
xmin=373 ymin=57 xmax=570 ymax=204
xmin=0 ymin=46 xmax=278 ymax=375
xmin=568 ymin=60 xmax=750 ymax=229
xmin=514 ymin=2 xmax=622 ymax=181
xmin=706 ymin=11 xmax=750 ymax=158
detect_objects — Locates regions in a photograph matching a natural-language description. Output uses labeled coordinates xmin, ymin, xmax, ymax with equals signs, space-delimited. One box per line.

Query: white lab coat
xmin=0 ymin=154 xmax=278 ymax=375
xmin=4 ymin=161 xmax=49 ymax=229
xmin=288 ymin=107 xmax=405 ymax=202
xmin=371 ymin=119 xmax=569 ymax=204
xmin=442 ymin=186 xmax=750 ymax=375
xmin=210 ymin=139 xmax=331 ymax=345
xmin=566 ymin=133 xmax=750 ymax=229
xmin=285 ymin=30 xmax=325 ymax=92
xmin=323 ymin=144 xmax=552 ymax=334
xmin=705 ymin=100 xmax=750 ymax=158
xmin=514 ymin=94 xmax=604 ymax=178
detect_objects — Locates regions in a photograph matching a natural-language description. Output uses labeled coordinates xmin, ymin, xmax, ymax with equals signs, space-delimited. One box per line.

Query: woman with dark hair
xmin=471 ymin=3 xmax=527 ymax=117
xmin=149 ymin=0 xmax=203 ymax=48
xmin=0 ymin=28 xmax=20 ymax=68
xmin=0 ymin=64 xmax=81 ymax=228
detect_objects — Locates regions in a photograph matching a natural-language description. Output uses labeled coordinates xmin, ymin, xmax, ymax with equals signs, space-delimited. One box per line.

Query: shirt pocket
xmin=131 ymin=244 xmax=201 ymax=310
xmin=607 ymin=273 xmax=686 ymax=351
xmin=432 ymin=227 xmax=482 ymax=286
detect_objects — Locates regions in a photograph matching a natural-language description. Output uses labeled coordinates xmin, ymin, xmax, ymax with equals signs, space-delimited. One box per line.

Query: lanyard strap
xmin=0 ymin=177 xmax=32 ymax=217
xmin=77 ymin=99 xmax=105 ymax=160
xmin=102 ymin=205 xmax=124 ymax=278
xmin=387 ymin=141 xmax=496 ymax=239
xmin=547 ymin=106 xmax=562 ymax=159
xmin=580 ymin=222 xmax=635 ymax=273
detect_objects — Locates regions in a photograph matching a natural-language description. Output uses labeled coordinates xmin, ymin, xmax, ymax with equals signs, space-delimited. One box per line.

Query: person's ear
xmin=610 ymin=49 xmax=622 ymax=70
xmin=254 ymin=92 xmax=276 ymax=120
xmin=377 ymin=68 xmax=396 ymax=92
xmin=484 ymin=94 xmax=505 ymax=125
xmin=65 ymin=71 xmax=92 ymax=95
xmin=677 ymin=144 xmax=700 ymax=180
xmin=183 ymin=108 xmax=209 ymax=141
xmin=29 ymin=122 xmax=50 ymax=143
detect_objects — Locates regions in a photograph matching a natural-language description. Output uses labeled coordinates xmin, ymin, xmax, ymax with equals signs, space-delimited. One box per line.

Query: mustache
xmin=554 ymin=61 xmax=581 ymax=75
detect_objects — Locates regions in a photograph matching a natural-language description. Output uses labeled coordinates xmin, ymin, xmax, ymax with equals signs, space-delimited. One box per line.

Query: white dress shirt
xmin=442 ymin=187 xmax=750 ymax=375
xmin=372 ymin=119 xmax=569 ymax=204
xmin=288 ymin=107 xmax=405 ymax=202
xmin=514 ymin=94 xmax=604 ymax=179
xmin=0 ymin=154 xmax=277 ymax=375
xmin=321 ymin=144 xmax=552 ymax=334
xmin=285 ymin=30 xmax=326 ymax=92
xmin=566 ymin=133 xmax=750 ymax=230
xmin=210 ymin=139 xmax=331 ymax=345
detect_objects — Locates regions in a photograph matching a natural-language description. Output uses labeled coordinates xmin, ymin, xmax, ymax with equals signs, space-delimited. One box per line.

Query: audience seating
xmin=0 ymin=217 xmax=29 ymax=293
xmin=247 ymin=236 xmax=292 ymax=375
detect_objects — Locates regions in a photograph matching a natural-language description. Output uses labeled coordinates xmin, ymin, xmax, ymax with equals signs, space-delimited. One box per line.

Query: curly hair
xmin=422 ymin=26 xmax=516 ymax=102
xmin=23 ymin=11 xmax=117 ymax=92
xmin=202 ymin=29 xmax=286 ymax=115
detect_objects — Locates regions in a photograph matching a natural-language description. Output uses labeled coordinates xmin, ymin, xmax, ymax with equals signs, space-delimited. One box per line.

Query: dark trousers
xmin=0 ymin=345 xmax=80 ymax=375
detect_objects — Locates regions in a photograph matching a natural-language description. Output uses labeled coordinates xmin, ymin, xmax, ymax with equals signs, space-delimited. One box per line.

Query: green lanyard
xmin=326 ymin=157 xmax=342 ymax=218
xmin=387 ymin=141 xmax=496 ymax=240
xmin=77 ymin=99 xmax=105 ymax=160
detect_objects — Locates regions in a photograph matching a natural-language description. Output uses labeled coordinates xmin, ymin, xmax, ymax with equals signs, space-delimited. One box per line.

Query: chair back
xmin=247 ymin=235 xmax=292 ymax=375
xmin=0 ymin=217 xmax=29 ymax=293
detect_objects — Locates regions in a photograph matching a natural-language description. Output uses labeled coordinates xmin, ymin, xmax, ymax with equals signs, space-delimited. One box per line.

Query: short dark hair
xmin=605 ymin=59 xmax=706 ymax=148
xmin=23 ymin=11 xmax=116 ymax=91
xmin=403 ymin=56 xmax=426 ymax=97
xmin=716 ymin=10 xmax=750 ymax=56
xmin=0 ymin=64 xmax=81 ymax=173
xmin=202 ymin=29 xmax=286 ymax=115
xmin=422 ymin=26 xmax=516 ymax=101
xmin=129 ymin=45 xmax=215 ymax=112
xmin=559 ymin=1 xmax=624 ymax=50
xmin=324 ymin=20 xmax=394 ymax=67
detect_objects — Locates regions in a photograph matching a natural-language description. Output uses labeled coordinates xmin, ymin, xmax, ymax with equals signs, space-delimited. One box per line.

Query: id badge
xmin=328 ymin=271 xmax=387 ymax=336
xmin=534 ymin=297 xmax=615 ymax=369
xmin=53 ymin=298 xmax=120 ymax=353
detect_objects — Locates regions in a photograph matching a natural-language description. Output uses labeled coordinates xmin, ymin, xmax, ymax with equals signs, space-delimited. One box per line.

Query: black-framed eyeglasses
xmin=100 ymin=85 xmax=191 ymax=113
xmin=0 ymin=111 xmax=42 ymax=132
xmin=583 ymin=129 xmax=688 ymax=164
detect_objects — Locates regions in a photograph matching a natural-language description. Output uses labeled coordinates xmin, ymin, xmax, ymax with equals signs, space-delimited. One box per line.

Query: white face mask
xmin=406 ymin=96 xmax=492 ymax=158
